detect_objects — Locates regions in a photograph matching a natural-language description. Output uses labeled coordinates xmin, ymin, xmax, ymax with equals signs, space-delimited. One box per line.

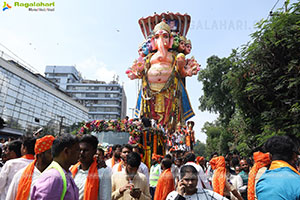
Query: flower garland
xmin=77 ymin=119 xmax=166 ymax=145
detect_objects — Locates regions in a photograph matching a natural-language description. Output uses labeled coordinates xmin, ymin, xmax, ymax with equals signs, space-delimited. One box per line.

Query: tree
xmin=228 ymin=2 xmax=300 ymax=146
xmin=198 ymin=56 xmax=236 ymax=125
xmin=193 ymin=140 xmax=207 ymax=158
xmin=202 ymin=120 xmax=231 ymax=156
xmin=198 ymin=2 xmax=300 ymax=154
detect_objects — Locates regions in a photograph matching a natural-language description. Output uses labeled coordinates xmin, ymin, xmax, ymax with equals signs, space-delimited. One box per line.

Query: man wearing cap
xmin=6 ymin=135 xmax=55 ymax=200
xmin=31 ymin=134 xmax=80 ymax=200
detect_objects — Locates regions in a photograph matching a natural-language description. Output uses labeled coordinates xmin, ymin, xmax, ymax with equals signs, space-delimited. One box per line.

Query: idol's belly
xmin=147 ymin=64 xmax=173 ymax=91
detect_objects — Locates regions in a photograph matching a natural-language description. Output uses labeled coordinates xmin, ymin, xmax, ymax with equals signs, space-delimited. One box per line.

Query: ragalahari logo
xmin=3 ymin=2 xmax=12 ymax=11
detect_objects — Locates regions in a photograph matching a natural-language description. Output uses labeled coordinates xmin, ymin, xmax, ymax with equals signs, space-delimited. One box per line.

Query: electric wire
xmin=0 ymin=42 xmax=40 ymax=73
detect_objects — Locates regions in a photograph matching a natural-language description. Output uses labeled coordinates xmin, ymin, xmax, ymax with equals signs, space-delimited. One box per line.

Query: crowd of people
xmin=0 ymin=134 xmax=299 ymax=200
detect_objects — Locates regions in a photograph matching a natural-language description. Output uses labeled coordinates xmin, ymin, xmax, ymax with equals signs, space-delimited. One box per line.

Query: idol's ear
xmin=169 ymin=36 xmax=174 ymax=49
xmin=151 ymin=37 xmax=157 ymax=51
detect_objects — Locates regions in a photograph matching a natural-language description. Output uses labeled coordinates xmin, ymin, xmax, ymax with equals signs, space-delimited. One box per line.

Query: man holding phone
xmin=112 ymin=152 xmax=151 ymax=200
xmin=166 ymin=165 xmax=228 ymax=200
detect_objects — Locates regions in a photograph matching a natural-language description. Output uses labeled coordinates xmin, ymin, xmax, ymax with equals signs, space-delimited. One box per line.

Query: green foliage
xmin=64 ymin=121 xmax=85 ymax=135
xmin=198 ymin=56 xmax=236 ymax=125
xmin=193 ymin=140 xmax=207 ymax=158
xmin=235 ymin=2 xmax=300 ymax=140
xmin=198 ymin=2 xmax=300 ymax=155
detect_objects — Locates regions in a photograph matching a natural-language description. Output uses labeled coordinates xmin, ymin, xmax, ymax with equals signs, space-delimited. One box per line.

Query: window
xmin=5 ymin=96 xmax=15 ymax=104
xmin=89 ymin=108 xmax=96 ymax=112
xmin=99 ymin=87 xmax=105 ymax=91
xmin=10 ymin=77 xmax=20 ymax=86
xmin=86 ymin=93 xmax=98 ymax=97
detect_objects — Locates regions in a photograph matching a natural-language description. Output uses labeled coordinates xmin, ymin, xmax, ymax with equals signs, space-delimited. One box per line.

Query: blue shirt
xmin=256 ymin=167 xmax=300 ymax=200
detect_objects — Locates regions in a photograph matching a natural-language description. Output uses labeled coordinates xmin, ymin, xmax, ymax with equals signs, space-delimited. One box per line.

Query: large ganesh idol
xmin=126 ymin=13 xmax=200 ymax=130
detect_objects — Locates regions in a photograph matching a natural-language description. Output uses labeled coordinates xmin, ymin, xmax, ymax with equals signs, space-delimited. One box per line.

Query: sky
xmin=0 ymin=0 xmax=291 ymax=142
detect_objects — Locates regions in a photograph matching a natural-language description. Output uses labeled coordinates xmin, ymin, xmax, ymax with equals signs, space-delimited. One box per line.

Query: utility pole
xmin=58 ymin=115 xmax=65 ymax=136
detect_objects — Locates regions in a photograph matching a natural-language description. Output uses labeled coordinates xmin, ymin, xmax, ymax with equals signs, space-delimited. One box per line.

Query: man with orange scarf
xmin=154 ymin=158 xmax=174 ymax=200
xmin=71 ymin=135 xmax=111 ymax=200
xmin=105 ymin=144 xmax=121 ymax=169
xmin=256 ymin=136 xmax=300 ymax=199
xmin=247 ymin=151 xmax=270 ymax=200
xmin=0 ymin=137 xmax=36 ymax=199
xmin=6 ymin=135 xmax=55 ymax=200
xmin=31 ymin=134 xmax=80 ymax=199
xmin=112 ymin=144 xmax=133 ymax=174
xmin=210 ymin=156 xmax=244 ymax=200
xmin=112 ymin=144 xmax=149 ymax=181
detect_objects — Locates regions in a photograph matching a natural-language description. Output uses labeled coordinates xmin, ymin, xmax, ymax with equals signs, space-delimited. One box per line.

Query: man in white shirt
xmin=0 ymin=137 xmax=36 ymax=200
xmin=6 ymin=135 xmax=55 ymax=200
xmin=184 ymin=153 xmax=212 ymax=190
xmin=105 ymin=144 xmax=121 ymax=169
xmin=0 ymin=141 xmax=20 ymax=171
xmin=112 ymin=144 xmax=132 ymax=174
xmin=71 ymin=135 xmax=111 ymax=200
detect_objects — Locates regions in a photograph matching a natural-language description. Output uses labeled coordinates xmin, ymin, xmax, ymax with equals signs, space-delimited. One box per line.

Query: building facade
xmin=45 ymin=66 xmax=127 ymax=121
xmin=45 ymin=65 xmax=82 ymax=90
xmin=0 ymin=58 xmax=89 ymax=135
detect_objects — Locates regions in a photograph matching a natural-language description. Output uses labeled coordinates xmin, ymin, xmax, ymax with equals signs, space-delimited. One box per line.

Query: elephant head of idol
xmin=151 ymin=20 xmax=174 ymax=58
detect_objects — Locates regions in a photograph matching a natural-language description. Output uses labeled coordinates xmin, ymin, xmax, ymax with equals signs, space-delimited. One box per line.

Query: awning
xmin=0 ymin=127 xmax=24 ymax=137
